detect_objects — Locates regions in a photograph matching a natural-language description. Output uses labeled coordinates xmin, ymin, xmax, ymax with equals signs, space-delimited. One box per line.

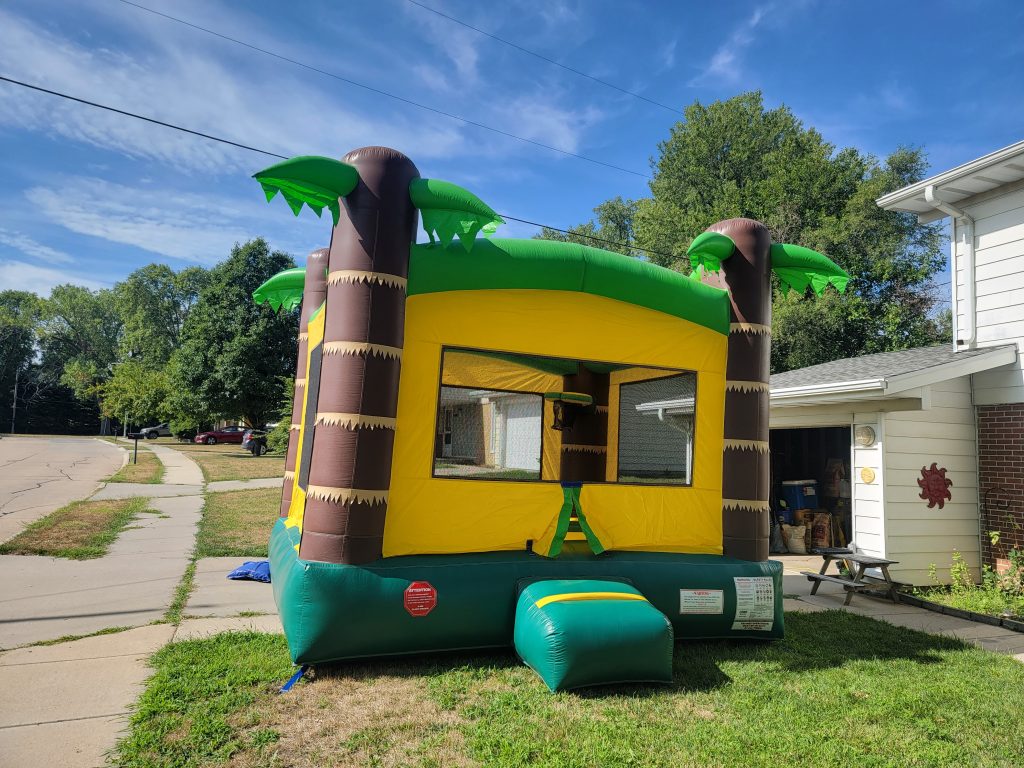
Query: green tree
xmin=0 ymin=291 xmax=42 ymax=430
xmin=536 ymin=197 xmax=638 ymax=256
xmin=37 ymin=285 xmax=122 ymax=409
xmin=543 ymin=92 xmax=948 ymax=371
xmin=167 ymin=239 xmax=297 ymax=428
xmin=99 ymin=361 xmax=170 ymax=428
xmin=115 ymin=264 xmax=208 ymax=365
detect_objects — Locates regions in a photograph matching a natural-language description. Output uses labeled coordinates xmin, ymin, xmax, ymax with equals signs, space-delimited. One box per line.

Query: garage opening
xmin=769 ymin=426 xmax=852 ymax=554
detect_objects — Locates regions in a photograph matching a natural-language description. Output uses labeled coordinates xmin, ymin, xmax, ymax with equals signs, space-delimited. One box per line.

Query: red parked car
xmin=194 ymin=425 xmax=247 ymax=445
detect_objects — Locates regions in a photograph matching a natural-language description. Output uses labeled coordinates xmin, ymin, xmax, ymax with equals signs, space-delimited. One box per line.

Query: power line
xmin=403 ymin=0 xmax=681 ymax=116
xmin=0 ymin=75 xmax=288 ymax=159
xmin=0 ymin=74 xmax=673 ymax=259
xmin=114 ymin=0 xmax=650 ymax=179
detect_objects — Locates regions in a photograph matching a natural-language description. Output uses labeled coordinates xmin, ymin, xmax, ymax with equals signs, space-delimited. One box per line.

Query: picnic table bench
xmin=801 ymin=549 xmax=899 ymax=606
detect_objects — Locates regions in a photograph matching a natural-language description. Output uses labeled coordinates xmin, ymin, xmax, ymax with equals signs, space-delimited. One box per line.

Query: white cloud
xmin=493 ymin=95 xmax=603 ymax=154
xmin=658 ymin=38 xmax=678 ymax=73
xmin=0 ymin=260 xmax=109 ymax=296
xmin=0 ymin=8 xmax=467 ymax=172
xmin=24 ymin=177 xmax=282 ymax=264
xmin=0 ymin=228 xmax=74 ymax=264
xmin=689 ymin=5 xmax=771 ymax=86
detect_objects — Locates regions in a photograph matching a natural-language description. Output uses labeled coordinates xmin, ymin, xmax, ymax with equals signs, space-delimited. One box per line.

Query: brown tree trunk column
xmin=300 ymin=147 xmax=420 ymax=564
xmin=280 ymin=248 xmax=329 ymax=518
xmin=701 ymin=218 xmax=772 ymax=561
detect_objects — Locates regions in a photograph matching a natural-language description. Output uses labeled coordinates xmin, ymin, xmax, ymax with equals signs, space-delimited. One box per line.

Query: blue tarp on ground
xmin=227 ymin=560 xmax=271 ymax=582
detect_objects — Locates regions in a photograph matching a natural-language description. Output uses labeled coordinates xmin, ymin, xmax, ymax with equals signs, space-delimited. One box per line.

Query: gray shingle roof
xmin=770 ymin=344 xmax=1016 ymax=390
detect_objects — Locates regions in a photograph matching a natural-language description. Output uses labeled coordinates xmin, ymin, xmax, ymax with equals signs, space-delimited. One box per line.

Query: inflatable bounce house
xmin=252 ymin=147 xmax=847 ymax=691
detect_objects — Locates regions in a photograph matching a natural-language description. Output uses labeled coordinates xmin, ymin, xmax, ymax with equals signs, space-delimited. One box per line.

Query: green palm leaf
xmin=409 ymin=178 xmax=504 ymax=251
xmin=253 ymin=156 xmax=359 ymax=226
xmin=686 ymin=231 xmax=736 ymax=273
xmin=252 ymin=267 xmax=307 ymax=312
xmin=770 ymin=243 xmax=849 ymax=295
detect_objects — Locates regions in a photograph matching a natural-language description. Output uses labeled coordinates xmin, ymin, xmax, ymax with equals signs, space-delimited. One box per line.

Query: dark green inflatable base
xmin=514 ymin=579 xmax=674 ymax=691
xmin=270 ymin=520 xmax=784 ymax=665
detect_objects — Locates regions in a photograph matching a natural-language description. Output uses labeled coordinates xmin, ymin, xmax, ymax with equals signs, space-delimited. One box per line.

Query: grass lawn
xmin=166 ymin=441 xmax=285 ymax=482
xmin=108 ymin=445 xmax=164 ymax=484
xmin=197 ymin=487 xmax=278 ymax=558
xmin=0 ymin=497 xmax=150 ymax=559
xmin=114 ymin=611 xmax=1024 ymax=768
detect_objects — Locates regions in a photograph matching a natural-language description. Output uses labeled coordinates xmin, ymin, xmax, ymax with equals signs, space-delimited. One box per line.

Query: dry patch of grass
xmin=0 ymin=496 xmax=150 ymax=559
xmin=168 ymin=442 xmax=284 ymax=482
xmin=197 ymin=487 xmax=279 ymax=558
xmin=235 ymin=663 xmax=474 ymax=768
xmin=108 ymin=446 xmax=164 ymax=484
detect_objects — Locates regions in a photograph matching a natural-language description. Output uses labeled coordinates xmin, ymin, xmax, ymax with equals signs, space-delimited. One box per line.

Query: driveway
xmin=0 ymin=436 xmax=124 ymax=544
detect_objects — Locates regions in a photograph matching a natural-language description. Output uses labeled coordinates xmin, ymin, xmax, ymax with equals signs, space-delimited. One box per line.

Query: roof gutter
xmin=924 ymin=185 xmax=976 ymax=351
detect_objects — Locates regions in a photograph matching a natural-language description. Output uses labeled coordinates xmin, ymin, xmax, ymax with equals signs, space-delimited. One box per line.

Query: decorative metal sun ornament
xmin=917 ymin=463 xmax=952 ymax=509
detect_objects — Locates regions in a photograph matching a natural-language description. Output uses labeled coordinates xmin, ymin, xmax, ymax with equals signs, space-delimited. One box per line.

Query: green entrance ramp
xmin=514 ymin=579 xmax=674 ymax=692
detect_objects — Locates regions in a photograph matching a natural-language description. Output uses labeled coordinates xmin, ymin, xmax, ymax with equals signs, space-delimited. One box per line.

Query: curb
xmin=898 ymin=592 xmax=1024 ymax=632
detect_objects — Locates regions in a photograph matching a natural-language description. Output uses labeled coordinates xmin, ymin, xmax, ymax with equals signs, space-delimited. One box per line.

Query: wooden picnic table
xmin=801 ymin=549 xmax=900 ymax=606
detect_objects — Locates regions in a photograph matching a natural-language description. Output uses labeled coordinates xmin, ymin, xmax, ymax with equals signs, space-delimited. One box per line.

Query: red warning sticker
xmin=404 ymin=581 xmax=437 ymax=617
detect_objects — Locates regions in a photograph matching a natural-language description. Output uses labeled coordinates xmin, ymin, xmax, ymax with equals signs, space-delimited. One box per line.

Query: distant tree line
xmin=1 ymin=238 xmax=297 ymax=435
xmin=538 ymin=92 xmax=951 ymax=372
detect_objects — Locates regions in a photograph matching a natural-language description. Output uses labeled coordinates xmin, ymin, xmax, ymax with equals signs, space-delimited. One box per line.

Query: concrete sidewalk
xmin=207 ymin=476 xmax=282 ymax=493
xmin=0 ymin=494 xmax=203 ymax=648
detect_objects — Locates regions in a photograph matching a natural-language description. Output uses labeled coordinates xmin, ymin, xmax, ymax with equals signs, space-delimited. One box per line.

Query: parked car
xmin=242 ymin=428 xmax=268 ymax=456
xmin=194 ymin=425 xmax=247 ymax=445
xmin=140 ymin=422 xmax=172 ymax=440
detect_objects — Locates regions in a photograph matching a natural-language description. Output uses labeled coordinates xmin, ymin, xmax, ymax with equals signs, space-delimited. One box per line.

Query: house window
xmin=618 ymin=373 xmax=696 ymax=485
xmin=433 ymin=386 xmax=543 ymax=480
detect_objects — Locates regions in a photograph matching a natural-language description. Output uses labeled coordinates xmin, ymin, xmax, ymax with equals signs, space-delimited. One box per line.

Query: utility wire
xmin=403 ymin=0 xmax=681 ymax=116
xmin=114 ymin=0 xmax=650 ymax=179
xmin=0 ymin=74 xmax=676 ymax=259
xmin=0 ymin=75 xmax=288 ymax=159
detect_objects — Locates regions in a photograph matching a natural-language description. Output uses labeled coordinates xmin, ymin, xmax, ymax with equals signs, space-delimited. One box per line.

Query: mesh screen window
xmin=617 ymin=374 xmax=696 ymax=485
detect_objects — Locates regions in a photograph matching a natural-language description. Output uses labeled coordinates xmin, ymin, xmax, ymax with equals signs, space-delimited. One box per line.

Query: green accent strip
xmin=573 ymin=492 xmax=605 ymax=555
xmin=253 ymin=156 xmax=359 ymax=226
xmin=687 ymin=231 xmax=736 ymax=273
xmin=543 ymin=391 xmax=593 ymax=404
xmin=409 ymin=178 xmax=504 ymax=251
xmin=309 ymin=300 xmax=325 ymax=323
xmin=409 ymin=238 xmax=730 ymax=335
xmin=252 ymin=267 xmax=307 ymax=312
xmin=770 ymin=243 xmax=850 ymax=295
xmin=547 ymin=487 xmax=576 ymax=558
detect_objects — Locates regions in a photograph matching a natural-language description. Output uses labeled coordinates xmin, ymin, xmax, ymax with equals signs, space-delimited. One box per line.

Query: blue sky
xmin=1 ymin=0 xmax=1022 ymax=296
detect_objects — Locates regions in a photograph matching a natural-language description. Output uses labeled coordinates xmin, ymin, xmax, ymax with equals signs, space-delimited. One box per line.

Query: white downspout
xmin=925 ymin=185 xmax=976 ymax=350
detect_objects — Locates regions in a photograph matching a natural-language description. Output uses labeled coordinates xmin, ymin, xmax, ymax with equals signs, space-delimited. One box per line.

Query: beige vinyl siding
xmin=956 ymin=187 xmax=1024 ymax=405
xmin=881 ymin=377 xmax=980 ymax=584
xmin=851 ymin=413 xmax=885 ymax=558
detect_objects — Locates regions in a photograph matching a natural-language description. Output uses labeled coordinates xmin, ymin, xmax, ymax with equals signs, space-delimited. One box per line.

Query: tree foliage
xmin=542 ymin=92 xmax=949 ymax=371
xmin=115 ymin=264 xmax=208 ymax=365
xmin=166 ymin=239 xmax=297 ymax=428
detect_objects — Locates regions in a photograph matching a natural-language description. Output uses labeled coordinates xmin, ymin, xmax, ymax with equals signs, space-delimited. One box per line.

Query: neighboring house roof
xmin=770 ymin=344 xmax=1018 ymax=406
xmin=876 ymin=139 xmax=1024 ymax=221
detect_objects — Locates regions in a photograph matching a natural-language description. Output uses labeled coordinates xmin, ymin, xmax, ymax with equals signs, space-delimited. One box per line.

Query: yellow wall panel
xmin=383 ymin=289 xmax=727 ymax=557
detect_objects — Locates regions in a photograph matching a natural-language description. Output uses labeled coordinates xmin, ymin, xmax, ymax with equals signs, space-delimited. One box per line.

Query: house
xmin=767 ymin=139 xmax=1024 ymax=584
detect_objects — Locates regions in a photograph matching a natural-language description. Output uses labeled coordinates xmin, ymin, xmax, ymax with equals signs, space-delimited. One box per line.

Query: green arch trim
xmin=408 ymin=238 xmax=730 ymax=335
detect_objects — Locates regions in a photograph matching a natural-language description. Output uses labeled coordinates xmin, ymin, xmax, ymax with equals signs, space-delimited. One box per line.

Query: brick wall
xmin=978 ymin=403 xmax=1024 ymax=570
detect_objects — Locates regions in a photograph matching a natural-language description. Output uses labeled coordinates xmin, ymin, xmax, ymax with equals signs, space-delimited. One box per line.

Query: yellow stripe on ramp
xmin=534 ymin=592 xmax=648 ymax=609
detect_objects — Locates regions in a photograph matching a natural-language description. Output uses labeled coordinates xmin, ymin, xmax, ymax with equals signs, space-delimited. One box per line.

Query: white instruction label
xmin=679 ymin=589 xmax=724 ymax=614
xmin=731 ymin=576 xmax=775 ymax=631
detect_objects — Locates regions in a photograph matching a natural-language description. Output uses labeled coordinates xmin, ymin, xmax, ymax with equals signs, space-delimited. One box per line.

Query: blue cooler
xmin=781 ymin=480 xmax=818 ymax=510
